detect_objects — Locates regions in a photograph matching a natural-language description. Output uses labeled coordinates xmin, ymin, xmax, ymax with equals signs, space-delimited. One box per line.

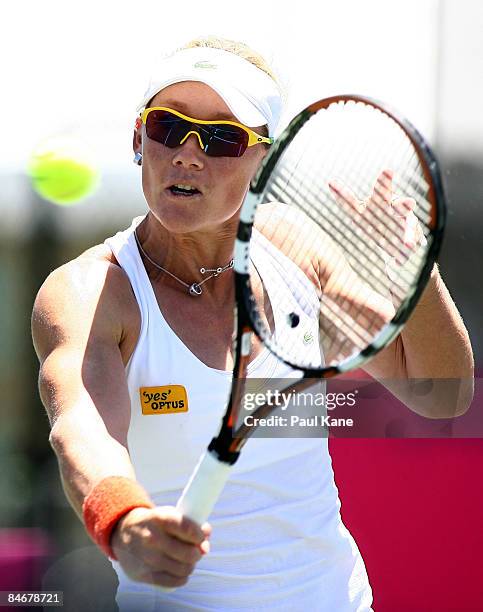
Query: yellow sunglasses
xmin=140 ymin=106 xmax=273 ymax=157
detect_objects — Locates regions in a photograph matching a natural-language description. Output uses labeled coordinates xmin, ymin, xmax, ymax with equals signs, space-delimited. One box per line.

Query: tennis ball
xmin=28 ymin=138 xmax=100 ymax=206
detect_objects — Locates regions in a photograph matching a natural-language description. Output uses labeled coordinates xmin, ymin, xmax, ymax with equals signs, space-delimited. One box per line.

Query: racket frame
xmin=239 ymin=94 xmax=446 ymax=373
xmin=176 ymin=93 xmax=446 ymax=524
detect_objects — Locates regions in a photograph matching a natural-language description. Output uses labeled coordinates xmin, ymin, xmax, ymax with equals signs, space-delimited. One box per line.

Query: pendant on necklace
xmin=189 ymin=283 xmax=203 ymax=297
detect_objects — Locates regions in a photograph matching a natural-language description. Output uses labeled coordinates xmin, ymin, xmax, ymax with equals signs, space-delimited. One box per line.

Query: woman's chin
xmin=149 ymin=206 xmax=207 ymax=235
xmin=146 ymin=192 xmax=240 ymax=234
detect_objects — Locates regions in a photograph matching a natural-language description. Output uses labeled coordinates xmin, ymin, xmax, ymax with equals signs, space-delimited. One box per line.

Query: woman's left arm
xmin=363 ymin=265 xmax=474 ymax=417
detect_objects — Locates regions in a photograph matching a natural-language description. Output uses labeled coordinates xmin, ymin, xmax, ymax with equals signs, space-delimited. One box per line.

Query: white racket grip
xmin=158 ymin=452 xmax=232 ymax=593
xmin=176 ymin=450 xmax=233 ymax=524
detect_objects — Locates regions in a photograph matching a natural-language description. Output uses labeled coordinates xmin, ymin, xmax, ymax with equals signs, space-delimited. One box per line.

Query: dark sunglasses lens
xmin=145 ymin=110 xmax=188 ymax=147
xmin=145 ymin=110 xmax=250 ymax=157
xmin=201 ymin=125 xmax=249 ymax=157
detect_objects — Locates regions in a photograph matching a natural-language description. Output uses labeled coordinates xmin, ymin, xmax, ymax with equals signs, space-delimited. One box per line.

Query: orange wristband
xmin=82 ymin=476 xmax=155 ymax=559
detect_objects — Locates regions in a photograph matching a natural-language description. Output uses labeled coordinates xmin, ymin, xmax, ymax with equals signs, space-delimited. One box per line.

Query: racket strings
xmin=250 ymin=100 xmax=435 ymax=370
xmin=276 ymin=170 xmax=428 ymax=303
xmin=274 ymin=142 xmax=429 ymax=268
xmin=264 ymin=177 xmax=417 ymax=307
xmin=252 ymin=206 xmax=392 ymax=365
xmin=273 ymin=141 xmax=430 ymax=249
xmin=269 ymin=172 xmax=419 ymax=297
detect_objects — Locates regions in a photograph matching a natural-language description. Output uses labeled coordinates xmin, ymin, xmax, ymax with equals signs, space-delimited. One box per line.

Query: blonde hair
xmin=179 ymin=36 xmax=279 ymax=85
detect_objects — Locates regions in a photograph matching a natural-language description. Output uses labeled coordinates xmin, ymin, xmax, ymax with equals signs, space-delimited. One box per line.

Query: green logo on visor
xmin=194 ymin=61 xmax=217 ymax=70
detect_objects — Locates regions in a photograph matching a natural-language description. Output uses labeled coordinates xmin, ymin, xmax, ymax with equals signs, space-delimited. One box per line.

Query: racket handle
xmin=176 ymin=450 xmax=232 ymax=524
xmin=158 ymin=451 xmax=232 ymax=593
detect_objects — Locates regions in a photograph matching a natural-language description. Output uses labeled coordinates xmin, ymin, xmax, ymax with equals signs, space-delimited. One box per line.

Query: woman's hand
xmin=329 ymin=168 xmax=426 ymax=270
xmin=111 ymin=506 xmax=211 ymax=588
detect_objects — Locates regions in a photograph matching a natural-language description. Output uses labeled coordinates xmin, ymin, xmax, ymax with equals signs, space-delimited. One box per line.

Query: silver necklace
xmin=134 ymin=229 xmax=234 ymax=297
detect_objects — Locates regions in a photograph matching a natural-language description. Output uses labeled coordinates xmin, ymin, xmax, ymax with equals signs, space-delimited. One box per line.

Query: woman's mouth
xmin=168 ymin=184 xmax=202 ymax=197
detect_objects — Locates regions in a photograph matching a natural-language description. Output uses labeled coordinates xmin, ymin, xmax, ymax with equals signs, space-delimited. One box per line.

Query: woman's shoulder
xmin=78 ymin=241 xmax=122 ymax=268
xmin=36 ymin=241 xmax=141 ymax=362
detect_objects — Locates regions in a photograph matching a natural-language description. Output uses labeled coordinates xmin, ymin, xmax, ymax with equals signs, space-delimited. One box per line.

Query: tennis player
xmin=31 ymin=37 xmax=474 ymax=611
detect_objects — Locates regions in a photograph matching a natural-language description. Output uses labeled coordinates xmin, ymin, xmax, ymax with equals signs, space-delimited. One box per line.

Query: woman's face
xmin=133 ymin=81 xmax=268 ymax=234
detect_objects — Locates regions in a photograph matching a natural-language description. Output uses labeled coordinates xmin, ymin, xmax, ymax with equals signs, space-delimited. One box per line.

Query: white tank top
xmin=104 ymin=217 xmax=372 ymax=612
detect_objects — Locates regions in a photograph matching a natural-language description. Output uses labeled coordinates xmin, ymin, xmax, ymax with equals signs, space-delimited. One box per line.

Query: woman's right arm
xmin=31 ymin=256 xmax=210 ymax=588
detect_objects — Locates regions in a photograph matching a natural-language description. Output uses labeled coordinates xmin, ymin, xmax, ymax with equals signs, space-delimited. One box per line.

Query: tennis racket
xmin=176 ymin=94 xmax=446 ymax=525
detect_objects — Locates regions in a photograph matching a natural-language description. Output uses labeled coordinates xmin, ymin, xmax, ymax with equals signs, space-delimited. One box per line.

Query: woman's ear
xmin=133 ymin=117 xmax=142 ymax=154
xmin=251 ymin=146 xmax=269 ymax=179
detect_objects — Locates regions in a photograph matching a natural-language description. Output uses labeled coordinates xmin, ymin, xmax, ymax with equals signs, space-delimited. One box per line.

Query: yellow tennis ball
xmin=28 ymin=138 xmax=100 ymax=206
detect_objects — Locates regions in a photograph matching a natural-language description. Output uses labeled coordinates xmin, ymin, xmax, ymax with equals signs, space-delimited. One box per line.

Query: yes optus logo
xmin=139 ymin=386 xmax=188 ymax=415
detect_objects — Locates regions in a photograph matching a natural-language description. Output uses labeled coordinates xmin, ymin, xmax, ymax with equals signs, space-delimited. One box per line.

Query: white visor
xmin=136 ymin=47 xmax=282 ymax=137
